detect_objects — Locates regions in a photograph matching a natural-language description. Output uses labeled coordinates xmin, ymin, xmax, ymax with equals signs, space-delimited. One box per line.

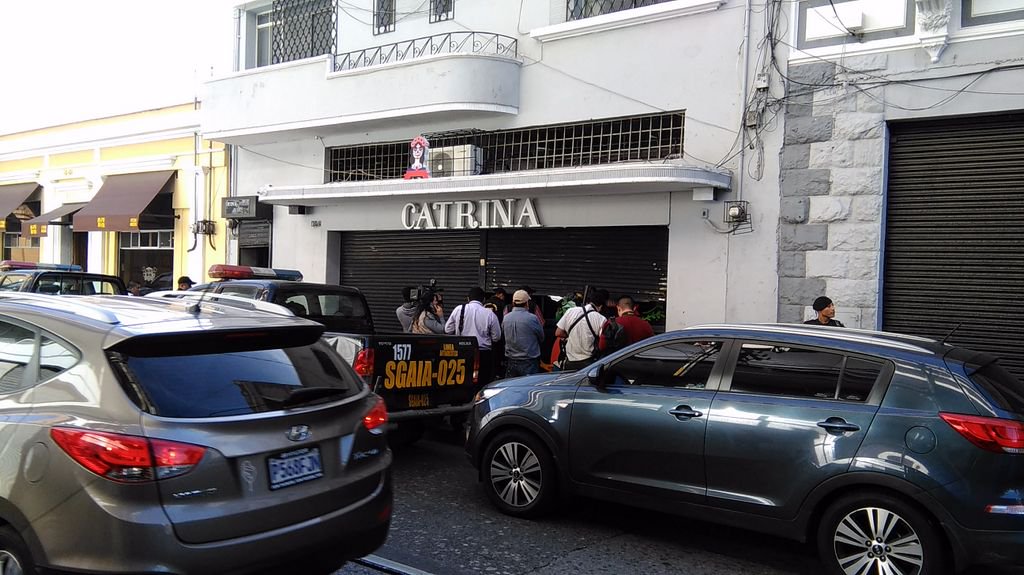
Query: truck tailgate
xmin=371 ymin=335 xmax=478 ymax=413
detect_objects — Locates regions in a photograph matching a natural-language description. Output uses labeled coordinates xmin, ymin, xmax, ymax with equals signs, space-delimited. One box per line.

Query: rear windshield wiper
xmin=280 ymin=386 xmax=347 ymax=408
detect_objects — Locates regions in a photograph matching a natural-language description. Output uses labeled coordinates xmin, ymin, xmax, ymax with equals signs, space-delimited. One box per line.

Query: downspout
xmin=233 ymin=8 xmax=242 ymax=73
xmin=736 ymin=0 xmax=752 ymax=201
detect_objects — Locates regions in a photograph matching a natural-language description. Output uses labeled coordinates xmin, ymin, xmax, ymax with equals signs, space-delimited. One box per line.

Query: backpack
xmin=600 ymin=318 xmax=628 ymax=356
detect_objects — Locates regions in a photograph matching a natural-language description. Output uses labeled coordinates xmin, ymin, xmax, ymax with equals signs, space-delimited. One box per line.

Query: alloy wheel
xmin=489 ymin=441 xmax=543 ymax=508
xmin=832 ymin=506 xmax=924 ymax=575
xmin=0 ymin=550 xmax=23 ymax=575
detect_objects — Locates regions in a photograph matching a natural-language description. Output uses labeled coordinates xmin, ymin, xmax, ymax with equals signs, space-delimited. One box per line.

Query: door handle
xmin=669 ymin=406 xmax=703 ymax=420
xmin=817 ymin=417 xmax=860 ymax=434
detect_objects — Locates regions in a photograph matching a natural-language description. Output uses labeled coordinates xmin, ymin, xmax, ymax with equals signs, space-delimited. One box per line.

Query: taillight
xmin=50 ymin=428 xmax=206 ymax=482
xmin=354 ymin=348 xmax=375 ymax=380
xmin=472 ymin=351 xmax=480 ymax=385
xmin=940 ymin=412 xmax=1024 ymax=454
xmin=363 ymin=396 xmax=388 ymax=432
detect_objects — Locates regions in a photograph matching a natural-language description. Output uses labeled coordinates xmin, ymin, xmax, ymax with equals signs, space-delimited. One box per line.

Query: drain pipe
xmin=736 ymin=0 xmax=753 ymax=202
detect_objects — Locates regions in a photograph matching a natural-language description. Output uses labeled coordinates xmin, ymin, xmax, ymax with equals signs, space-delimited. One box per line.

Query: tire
xmin=482 ymin=430 xmax=556 ymax=518
xmin=0 ymin=525 xmax=33 ymax=575
xmin=817 ymin=492 xmax=947 ymax=575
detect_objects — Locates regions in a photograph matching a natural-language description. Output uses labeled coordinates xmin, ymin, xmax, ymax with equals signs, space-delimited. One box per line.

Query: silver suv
xmin=0 ymin=293 xmax=391 ymax=574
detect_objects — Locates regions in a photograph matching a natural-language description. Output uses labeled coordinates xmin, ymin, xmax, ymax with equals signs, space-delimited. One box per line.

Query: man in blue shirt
xmin=502 ymin=290 xmax=545 ymax=378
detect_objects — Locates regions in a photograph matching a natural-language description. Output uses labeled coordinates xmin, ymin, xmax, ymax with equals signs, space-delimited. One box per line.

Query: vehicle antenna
xmin=939 ymin=322 xmax=963 ymax=345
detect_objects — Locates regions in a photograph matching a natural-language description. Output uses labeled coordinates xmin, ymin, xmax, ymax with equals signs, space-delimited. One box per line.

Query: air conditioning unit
xmin=431 ymin=144 xmax=483 ymax=177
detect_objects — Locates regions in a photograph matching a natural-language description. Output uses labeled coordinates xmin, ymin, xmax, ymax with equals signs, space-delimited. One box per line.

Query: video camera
xmin=410 ymin=279 xmax=442 ymax=305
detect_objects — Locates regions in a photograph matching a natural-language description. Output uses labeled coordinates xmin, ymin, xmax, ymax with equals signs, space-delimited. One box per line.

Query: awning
xmin=73 ymin=171 xmax=176 ymax=232
xmin=22 ymin=202 xmax=87 ymax=238
xmin=0 ymin=183 xmax=41 ymax=232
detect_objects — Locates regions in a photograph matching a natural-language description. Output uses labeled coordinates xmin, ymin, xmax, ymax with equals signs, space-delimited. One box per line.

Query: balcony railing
xmin=334 ymin=31 xmax=518 ymax=72
xmin=566 ymin=0 xmax=672 ymax=21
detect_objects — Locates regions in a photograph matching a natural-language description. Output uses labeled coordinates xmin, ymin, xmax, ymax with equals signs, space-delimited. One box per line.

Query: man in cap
xmin=502 ymin=289 xmax=545 ymax=378
xmin=177 ymin=276 xmax=196 ymax=291
xmin=804 ymin=296 xmax=845 ymax=327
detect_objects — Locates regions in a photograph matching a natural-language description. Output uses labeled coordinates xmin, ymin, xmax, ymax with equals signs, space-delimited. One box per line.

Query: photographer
xmin=410 ymin=288 xmax=446 ymax=334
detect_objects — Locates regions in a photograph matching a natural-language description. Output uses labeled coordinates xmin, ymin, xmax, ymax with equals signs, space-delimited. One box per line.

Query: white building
xmin=202 ymin=0 xmax=785 ymax=333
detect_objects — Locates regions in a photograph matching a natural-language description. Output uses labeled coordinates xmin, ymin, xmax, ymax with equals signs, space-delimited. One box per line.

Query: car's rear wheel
xmin=0 ymin=526 xmax=33 ymax=575
xmin=817 ymin=492 xmax=947 ymax=575
xmin=483 ymin=430 xmax=556 ymax=518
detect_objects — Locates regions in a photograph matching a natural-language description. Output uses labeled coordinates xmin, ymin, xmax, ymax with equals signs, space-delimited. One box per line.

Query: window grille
xmin=270 ymin=0 xmax=337 ymax=65
xmin=430 ymin=0 xmax=455 ymax=23
xmin=566 ymin=0 xmax=670 ymax=21
xmin=374 ymin=0 xmax=396 ymax=35
xmin=335 ymin=31 xmax=516 ymax=72
xmin=327 ymin=111 xmax=684 ymax=182
xmin=118 ymin=231 xmax=174 ymax=250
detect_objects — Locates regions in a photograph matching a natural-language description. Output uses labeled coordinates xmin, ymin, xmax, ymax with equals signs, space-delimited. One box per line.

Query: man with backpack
xmin=599 ymin=296 xmax=655 ymax=355
xmin=555 ymin=289 xmax=608 ymax=371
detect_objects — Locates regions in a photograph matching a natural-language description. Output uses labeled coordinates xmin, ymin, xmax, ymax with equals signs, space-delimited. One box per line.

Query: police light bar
xmin=0 ymin=260 xmax=83 ymax=272
xmin=207 ymin=264 xmax=303 ymax=281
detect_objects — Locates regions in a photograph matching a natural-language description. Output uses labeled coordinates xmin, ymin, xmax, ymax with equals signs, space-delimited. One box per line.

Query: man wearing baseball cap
xmin=804 ymin=296 xmax=845 ymax=327
xmin=501 ymin=289 xmax=545 ymax=378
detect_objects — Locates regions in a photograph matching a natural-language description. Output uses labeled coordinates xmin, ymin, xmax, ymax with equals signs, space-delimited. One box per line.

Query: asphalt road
xmin=340 ymin=426 xmax=1022 ymax=575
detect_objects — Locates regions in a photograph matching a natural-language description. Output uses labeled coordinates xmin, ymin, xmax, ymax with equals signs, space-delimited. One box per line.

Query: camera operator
xmin=409 ymin=287 xmax=446 ymax=334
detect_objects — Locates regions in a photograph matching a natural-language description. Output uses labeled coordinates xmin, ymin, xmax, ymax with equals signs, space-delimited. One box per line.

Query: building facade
xmin=205 ymin=0 xmax=785 ymax=332
xmin=781 ymin=0 xmax=1024 ymax=377
xmin=0 ymin=104 xmax=229 ymax=288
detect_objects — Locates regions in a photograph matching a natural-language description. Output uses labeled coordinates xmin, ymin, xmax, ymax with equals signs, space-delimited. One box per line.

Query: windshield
xmin=274 ymin=287 xmax=373 ymax=334
xmin=109 ymin=340 xmax=363 ymax=418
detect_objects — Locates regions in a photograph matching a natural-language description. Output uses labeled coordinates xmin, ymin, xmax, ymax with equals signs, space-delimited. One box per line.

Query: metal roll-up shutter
xmin=341 ymin=230 xmax=481 ymax=333
xmin=884 ymin=113 xmax=1024 ymax=379
xmin=485 ymin=226 xmax=668 ymax=302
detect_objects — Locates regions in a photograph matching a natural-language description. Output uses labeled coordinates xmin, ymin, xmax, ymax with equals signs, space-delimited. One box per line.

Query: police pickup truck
xmin=0 ymin=261 xmax=128 ymax=295
xmin=190 ymin=265 xmax=478 ymax=429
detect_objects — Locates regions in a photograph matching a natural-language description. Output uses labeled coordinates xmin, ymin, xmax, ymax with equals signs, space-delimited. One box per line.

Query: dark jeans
xmin=478 ymin=349 xmax=496 ymax=387
xmin=505 ymin=357 xmax=540 ymax=378
xmin=562 ymin=358 xmax=595 ymax=372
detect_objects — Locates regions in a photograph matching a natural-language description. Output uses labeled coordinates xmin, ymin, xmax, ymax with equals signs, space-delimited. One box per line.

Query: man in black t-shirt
xmin=804 ymin=296 xmax=845 ymax=327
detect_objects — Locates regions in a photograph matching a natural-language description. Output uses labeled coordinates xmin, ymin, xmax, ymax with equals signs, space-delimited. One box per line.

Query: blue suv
xmin=466 ymin=324 xmax=1024 ymax=575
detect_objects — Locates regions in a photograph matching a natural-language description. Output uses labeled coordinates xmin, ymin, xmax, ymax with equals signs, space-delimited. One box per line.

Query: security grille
xmin=566 ymin=0 xmax=671 ymax=21
xmin=430 ymin=0 xmax=455 ymax=23
xmin=327 ymin=111 xmax=685 ymax=182
xmin=271 ymin=0 xmax=336 ymax=65
xmin=374 ymin=0 xmax=396 ymax=34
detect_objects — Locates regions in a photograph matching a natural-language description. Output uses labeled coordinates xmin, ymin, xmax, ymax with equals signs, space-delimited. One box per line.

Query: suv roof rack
xmin=144 ymin=290 xmax=295 ymax=316
xmin=0 ymin=292 xmax=120 ymax=324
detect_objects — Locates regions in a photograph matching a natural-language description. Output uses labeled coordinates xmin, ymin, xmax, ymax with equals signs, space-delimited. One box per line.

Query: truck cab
xmin=0 ymin=260 xmax=127 ymax=295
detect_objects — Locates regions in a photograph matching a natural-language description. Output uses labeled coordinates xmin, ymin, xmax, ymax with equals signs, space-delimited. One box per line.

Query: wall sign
xmin=239 ymin=219 xmax=272 ymax=248
xmin=401 ymin=198 xmax=541 ymax=230
xmin=223 ymin=196 xmax=260 ymax=219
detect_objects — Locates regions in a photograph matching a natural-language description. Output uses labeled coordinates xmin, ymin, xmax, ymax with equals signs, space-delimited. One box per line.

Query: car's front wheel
xmin=0 ymin=526 xmax=33 ymax=575
xmin=817 ymin=492 xmax=947 ymax=575
xmin=483 ymin=430 xmax=556 ymax=518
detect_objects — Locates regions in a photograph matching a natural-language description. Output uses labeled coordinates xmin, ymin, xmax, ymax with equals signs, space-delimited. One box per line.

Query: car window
xmin=839 ymin=357 xmax=883 ymax=402
xmin=82 ymin=279 xmax=121 ymax=295
xmin=729 ymin=343 xmax=844 ymax=399
xmin=0 ymin=320 xmax=36 ymax=393
xmin=0 ymin=274 xmax=29 ymax=291
xmin=967 ymin=359 xmax=1024 ymax=414
xmin=610 ymin=341 xmax=723 ymax=389
xmin=40 ymin=335 xmax=79 ymax=380
xmin=109 ymin=340 xmax=362 ymax=418
xmin=219 ymin=285 xmax=261 ymax=298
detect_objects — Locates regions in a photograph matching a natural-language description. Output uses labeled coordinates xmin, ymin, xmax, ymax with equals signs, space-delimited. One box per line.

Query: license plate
xmin=267 ymin=447 xmax=323 ymax=491
xmin=407 ymin=393 xmax=431 ymax=408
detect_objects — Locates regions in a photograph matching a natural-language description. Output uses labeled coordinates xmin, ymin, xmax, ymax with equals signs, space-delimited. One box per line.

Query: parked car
xmin=0 ymin=260 xmax=126 ymax=295
xmin=466 ymin=323 xmax=1024 ymax=575
xmin=0 ymin=292 xmax=391 ymax=574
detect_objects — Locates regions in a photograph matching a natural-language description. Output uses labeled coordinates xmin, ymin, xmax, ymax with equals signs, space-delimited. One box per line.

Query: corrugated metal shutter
xmin=485 ymin=226 xmax=668 ymax=301
xmin=341 ymin=231 xmax=481 ymax=333
xmin=885 ymin=113 xmax=1024 ymax=379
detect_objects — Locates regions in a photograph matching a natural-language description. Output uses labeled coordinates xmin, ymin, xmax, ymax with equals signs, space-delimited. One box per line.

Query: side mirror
xmin=586 ymin=364 xmax=608 ymax=390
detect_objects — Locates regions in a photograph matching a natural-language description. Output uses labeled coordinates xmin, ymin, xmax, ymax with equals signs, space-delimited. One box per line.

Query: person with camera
xmin=410 ymin=289 xmax=446 ymax=334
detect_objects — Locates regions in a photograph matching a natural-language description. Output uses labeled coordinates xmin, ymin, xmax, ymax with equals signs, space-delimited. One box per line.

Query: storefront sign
xmin=401 ymin=198 xmax=541 ymax=230
xmin=239 ymin=220 xmax=272 ymax=248
xmin=223 ymin=196 xmax=260 ymax=219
